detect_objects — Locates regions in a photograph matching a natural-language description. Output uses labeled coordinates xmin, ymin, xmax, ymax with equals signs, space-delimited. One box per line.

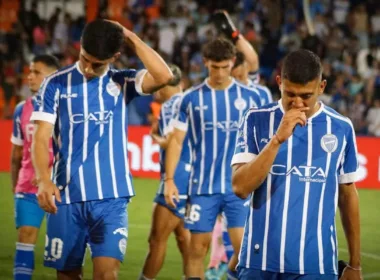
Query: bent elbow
xmin=159 ymin=71 xmax=174 ymax=86
xmin=232 ymin=183 xmax=249 ymax=200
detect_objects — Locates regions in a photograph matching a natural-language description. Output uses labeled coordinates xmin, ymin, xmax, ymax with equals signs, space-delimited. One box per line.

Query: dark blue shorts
xmin=154 ymin=194 xmax=188 ymax=219
xmin=184 ymin=193 xmax=250 ymax=233
xmin=44 ymin=197 xmax=129 ymax=271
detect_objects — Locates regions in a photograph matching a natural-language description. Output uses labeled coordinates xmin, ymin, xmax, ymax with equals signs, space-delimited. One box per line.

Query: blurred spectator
xmin=348 ymin=93 xmax=367 ymax=134
xmin=51 ymin=13 xmax=71 ymax=58
xmin=366 ymin=99 xmax=380 ymax=136
xmin=0 ymin=0 xmax=379 ymax=134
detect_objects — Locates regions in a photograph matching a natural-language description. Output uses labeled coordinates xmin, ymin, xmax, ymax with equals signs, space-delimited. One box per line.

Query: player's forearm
xmin=152 ymin=134 xmax=169 ymax=149
xmin=232 ymin=137 xmax=281 ymax=199
xmin=10 ymin=157 xmax=21 ymax=190
xmin=32 ymin=138 xmax=51 ymax=182
xmin=339 ymin=184 xmax=361 ymax=267
xmin=126 ymin=33 xmax=172 ymax=85
xmin=165 ymin=136 xmax=182 ymax=179
xmin=236 ymin=35 xmax=259 ymax=72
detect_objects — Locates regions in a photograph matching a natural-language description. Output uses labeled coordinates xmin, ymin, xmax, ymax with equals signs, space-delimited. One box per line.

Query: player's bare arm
xmin=232 ymin=107 xmax=309 ymax=198
xmin=109 ymin=21 xmax=173 ymax=93
xmin=213 ymin=10 xmax=259 ymax=72
xmin=32 ymin=120 xmax=61 ymax=214
xmin=10 ymin=144 xmax=23 ymax=193
xmin=235 ymin=34 xmax=259 ymax=73
xmin=339 ymin=182 xmax=362 ymax=280
xmin=151 ymin=132 xmax=170 ymax=150
xmin=164 ymin=128 xmax=186 ymax=208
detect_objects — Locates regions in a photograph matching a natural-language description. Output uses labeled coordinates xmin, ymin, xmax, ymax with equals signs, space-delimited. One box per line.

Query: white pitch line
xmin=339 ymin=248 xmax=380 ymax=261
xmin=363 ymin=273 xmax=380 ymax=279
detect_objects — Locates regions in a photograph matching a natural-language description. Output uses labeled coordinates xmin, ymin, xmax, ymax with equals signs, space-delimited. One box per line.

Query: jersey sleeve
xmin=338 ymin=122 xmax=359 ymax=184
xmin=166 ymin=97 xmax=182 ymax=135
xmin=231 ymin=108 xmax=259 ymax=166
xmin=10 ymin=102 xmax=25 ymax=146
xmin=118 ymin=69 xmax=149 ymax=104
xmin=30 ymin=78 xmax=59 ymax=124
xmin=171 ymin=94 xmax=190 ymax=132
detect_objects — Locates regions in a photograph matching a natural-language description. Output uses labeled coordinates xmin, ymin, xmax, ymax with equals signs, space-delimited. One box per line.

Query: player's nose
xmin=292 ymin=98 xmax=304 ymax=108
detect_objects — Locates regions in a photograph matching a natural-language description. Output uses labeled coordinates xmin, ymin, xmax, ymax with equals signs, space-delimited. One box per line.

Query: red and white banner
xmin=0 ymin=122 xmax=379 ymax=189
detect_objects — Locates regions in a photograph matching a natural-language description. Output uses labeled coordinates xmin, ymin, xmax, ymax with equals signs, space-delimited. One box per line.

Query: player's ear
xmin=276 ymin=75 xmax=282 ymax=89
xmin=113 ymin=52 xmax=121 ymax=61
xmin=319 ymin=79 xmax=327 ymax=95
xmin=231 ymin=56 xmax=236 ymax=67
xmin=202 ymin=57 xmax=208 ymax=67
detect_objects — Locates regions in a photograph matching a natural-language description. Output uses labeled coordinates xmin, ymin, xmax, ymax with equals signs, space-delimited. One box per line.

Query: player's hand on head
xmin=105 ymin=19 xmax=133 ymax=39
xmin=37 ymin=179 xmax=61 ymax=214
xmin=276 ymin=107 xmax=309 ymax=143
xmin=164 ymin=179 xmax=179 ymax=208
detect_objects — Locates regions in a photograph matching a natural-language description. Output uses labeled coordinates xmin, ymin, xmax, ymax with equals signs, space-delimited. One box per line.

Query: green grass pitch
xmin=0 ymin=174 xmax=379 ymax=279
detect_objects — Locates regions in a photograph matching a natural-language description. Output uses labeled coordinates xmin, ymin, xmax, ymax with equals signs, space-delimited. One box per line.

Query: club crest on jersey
xmin=107 ymin=81 xmax=121 ymax=97
xmin=234 ymin=98 xmax=247 ymax=111
xmin=119 ymin=238 xmax=127 ymax=255
xmin=321 ymin=134 xmax=338 ymax=153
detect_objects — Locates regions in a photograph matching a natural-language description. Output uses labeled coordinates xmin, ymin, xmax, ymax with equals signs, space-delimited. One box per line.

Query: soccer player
xmin=165 ymin=38 xmax=262 ymax=279
xmin=231 ymin=49 xmax=362 ymax=280
xmin=11 ymin=55 xmax=60 ymax=280
xmin=31 ymin=20 xmax=173 ymax=280
xmin=140 ymin=64 xmax=190 ymax=280
xmin=212 ymin=10 xmax=273 ymax=107
xmin=232 ymin=52 xmax=273 ymax=105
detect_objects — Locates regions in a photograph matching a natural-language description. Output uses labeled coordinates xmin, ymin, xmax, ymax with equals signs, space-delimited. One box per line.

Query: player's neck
xmin=162 ymin=87 xmax=181 ymax=100
xmin=307 ymin=102 xmax=321 ymax=118
xmin=207 ymin=77 xmax=233 ymax=90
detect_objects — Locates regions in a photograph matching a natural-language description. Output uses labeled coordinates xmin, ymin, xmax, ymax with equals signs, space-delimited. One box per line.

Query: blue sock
xmin=14 ymin=242 xmax=35 ymax=280
xmin=227 ymin=269 xmax=238 ymax=280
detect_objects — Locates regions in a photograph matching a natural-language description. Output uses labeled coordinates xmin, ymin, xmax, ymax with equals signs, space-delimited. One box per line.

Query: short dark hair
xmin=202 ymin=38 xmax=236 ymax=62
xmin=233 ymin=51 xmax=245 ymax=69
xmin=32 ymin=55 xmax=60 ymax=70
xmin=167 ymin=64 xmax=182 ymax=86
xmin=281 ymin=49 xmax=322 ymax=84
xmin=81 ymin=19 xmax=124 ymax=60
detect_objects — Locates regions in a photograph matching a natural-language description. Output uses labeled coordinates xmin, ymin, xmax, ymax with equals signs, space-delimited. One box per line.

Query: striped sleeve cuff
xmin=338 ymin=171 xmax=358 ymax=184
xmin=172 ymin=119 xmax=188 ymax=132
xmin=10 ymin=135 xmax=23 ymax=146
xmin=30 ymin=112 xmax=56 ymax=124
xmin=163 ymin=125 xmax=173 ymax=136
xmin=135 ymin=69 xmax=149 ymax=95
xmin=231 ymin=152 xmax=257 ymax=166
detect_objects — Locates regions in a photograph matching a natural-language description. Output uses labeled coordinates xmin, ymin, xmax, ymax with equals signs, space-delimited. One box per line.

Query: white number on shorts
xmin=189 ymin=204 xmax=201 ymax=222
xmin=45 ymin=236 xmax=64 ymax=260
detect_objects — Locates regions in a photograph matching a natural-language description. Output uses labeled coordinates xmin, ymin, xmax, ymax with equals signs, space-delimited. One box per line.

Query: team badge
xmin=234 ymin=98 xmax=247 ymax=111
xmin=321 ymin=134 xmax=338 ymax=153
xmin=107 ymin=81 xmax=121 ymax=97
xmin=119 ymin=238 xmax=127 ymax=255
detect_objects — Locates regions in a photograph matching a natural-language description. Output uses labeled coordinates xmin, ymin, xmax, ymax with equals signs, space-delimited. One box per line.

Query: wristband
xmin=346 ymin=264 xmax=362 ymax=271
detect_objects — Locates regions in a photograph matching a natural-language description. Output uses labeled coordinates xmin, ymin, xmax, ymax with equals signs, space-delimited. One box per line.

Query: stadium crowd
xmin=0 ymin=0 xmax=379 ymax=134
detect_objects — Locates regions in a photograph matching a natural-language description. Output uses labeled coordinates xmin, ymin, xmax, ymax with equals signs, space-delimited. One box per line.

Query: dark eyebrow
xmin=285 ymin=91 xmax=313 ymax=96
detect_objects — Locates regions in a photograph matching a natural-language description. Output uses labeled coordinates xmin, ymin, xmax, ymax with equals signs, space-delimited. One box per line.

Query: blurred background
xmin=0 ymin=0 xmax=379 ymax=134
xmin=0 ymin=1 xmax=379 ymax=279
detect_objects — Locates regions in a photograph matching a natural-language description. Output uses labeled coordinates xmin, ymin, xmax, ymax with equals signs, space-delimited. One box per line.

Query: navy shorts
xmin=44 ymin=197 xmax=129 ymax=271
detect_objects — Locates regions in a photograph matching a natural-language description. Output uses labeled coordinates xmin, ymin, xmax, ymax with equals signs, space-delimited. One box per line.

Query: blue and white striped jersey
xmin=248 ymin=79 xmax=273 ymax=106
xmin=156 ymin=93 xmax=191 ymax=195
xmin=31 ymin=62 xmax=148 ymax=204
xmin=173 ymin=78 xmax=262 ymax=195
xmin=231 ymin=101 xmax=358 ymax=275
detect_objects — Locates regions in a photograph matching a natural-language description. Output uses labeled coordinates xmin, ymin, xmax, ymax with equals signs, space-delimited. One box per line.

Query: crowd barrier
xmin=1 ymin=121 xmax=379 ymax=189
